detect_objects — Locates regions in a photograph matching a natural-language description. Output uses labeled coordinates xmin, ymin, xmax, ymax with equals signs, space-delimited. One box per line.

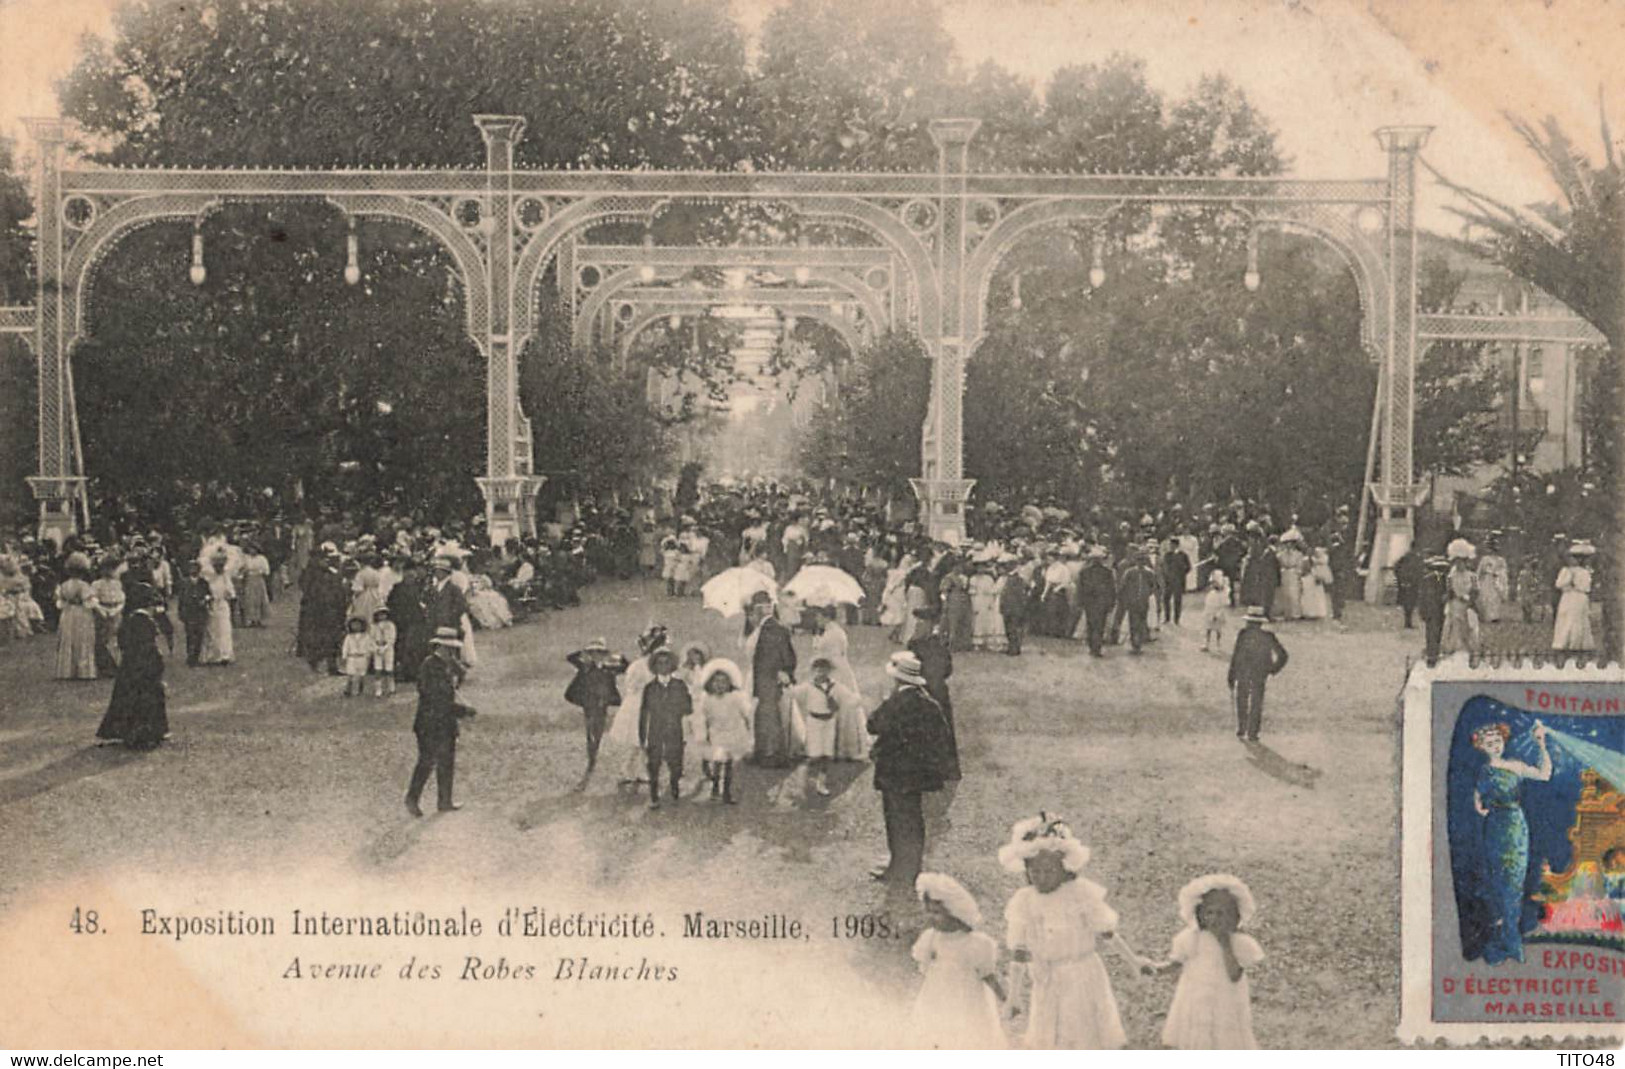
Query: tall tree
xmin=1424 ymin=104 xmax=1621 ymax=488
xmin=54 ymin=0 xmax=762 ymax=515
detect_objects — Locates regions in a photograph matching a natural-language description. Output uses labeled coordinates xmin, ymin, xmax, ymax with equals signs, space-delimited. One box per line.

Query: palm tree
xmin=1423 ymin=96 xmax=1621 ymax=656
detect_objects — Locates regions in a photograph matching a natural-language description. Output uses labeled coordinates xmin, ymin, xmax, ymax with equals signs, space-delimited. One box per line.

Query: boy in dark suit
xmin=639 ymin=648 xmax=691 ymax=809
xmin=565 ymin=637 xmax=627 ymax=773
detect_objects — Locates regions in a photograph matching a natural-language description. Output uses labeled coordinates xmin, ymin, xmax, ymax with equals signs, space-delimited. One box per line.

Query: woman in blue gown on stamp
xmin=1471 ymin=720 xmax=1552 ymax=964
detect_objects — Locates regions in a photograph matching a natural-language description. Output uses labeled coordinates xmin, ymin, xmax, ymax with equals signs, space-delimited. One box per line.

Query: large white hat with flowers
xmin=998 ymin=812 xmax=1091 ymax=874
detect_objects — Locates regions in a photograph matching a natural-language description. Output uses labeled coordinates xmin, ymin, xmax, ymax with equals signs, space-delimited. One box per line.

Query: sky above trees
xmin=2 ymin=0 xmax=1619 ymax=230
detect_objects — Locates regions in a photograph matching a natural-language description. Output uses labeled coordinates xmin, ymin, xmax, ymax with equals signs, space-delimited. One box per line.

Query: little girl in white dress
xmin=910 ymin=873 xmax=1007 ymax=1049
xmin=999 ymin=813 xmax=1154 ymax=1049
xmin=1149 ymin=873 xmax=1265 ymax=1049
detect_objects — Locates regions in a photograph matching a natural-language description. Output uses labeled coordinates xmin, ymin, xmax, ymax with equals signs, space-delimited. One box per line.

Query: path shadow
xmin=0 ymin=745 xmax=144 ymax=809
xmin=1243 ymin=740 xmax=1322 ymax=789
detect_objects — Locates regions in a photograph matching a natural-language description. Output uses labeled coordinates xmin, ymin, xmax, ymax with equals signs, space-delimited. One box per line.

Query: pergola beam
xmin=1418 ymin=312 xmax=1605 ymax=346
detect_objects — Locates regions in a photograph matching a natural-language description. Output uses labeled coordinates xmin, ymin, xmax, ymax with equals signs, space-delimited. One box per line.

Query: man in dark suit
xmin=867 ymin=652 xmax=954 ymax=893
xmin=405 ymin=628 xmax=475 ymax=816
xmin=639 ymin=648 xmax=690 ymax=808
xmin=1116 ymin=549 xmax=1158 ymax=654
xmin=1227 ymin=608 xmax=1289 ymax=742
xmin=907 ymin=607 xmax=959 ymax=781
xmin=1394 ymin=546 xmax=1425 ymax=628
xmin=997 ymin=558 xmax=1028 ymax=656
xmin=1418 ymin=556 xmax=1449 ymax=666
xmin=1077 ymin=547 xmax=1117 ymax=657
xmin=425 ymin=555 xmax=469 ymax=632
xmin=747 ymin=592 xmax=797 ymax=765
xmin=177 ymin=560 xmax=211 ymax=667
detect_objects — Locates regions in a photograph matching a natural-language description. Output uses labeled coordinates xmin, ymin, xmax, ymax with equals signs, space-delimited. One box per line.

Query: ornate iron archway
xmin=15 ymin=111 xmax=1602 ymax=593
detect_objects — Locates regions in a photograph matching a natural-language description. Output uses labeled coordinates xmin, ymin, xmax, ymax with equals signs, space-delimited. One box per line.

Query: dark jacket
xmin=639 ymin=676 xmax=691 ymax=750
xmin=1240 ymin=545 xmax=1281 ymax=606
xmin=1161 ymin=549 xmax=1192 ymax=591
xmin=565 ymin=651 xmax=627 ymax=709
xmin=907 ymin=630 xmax=954 ymax=709
xmin=750 ymin=616 xmax=797 ymax=697
xmin=1228 ymin=624 xmax=1289 ymax=685
xmin=1077 ymin=561 xmax=1116 ymax=612
xmin=426 ymin=577 xmax=469 ymax=631
xmin=998 ymin=572 xmax=1029 ymax=618
xmin=1417 ymin=568 xmax=1448 ymax=623
xmin=1116 ymin=563 xmax=1157 ymax=610
xmin=867 ymin=684 xmax=952 ymax=795
xmin=1395 ymin=550 xmax=1425 ymax=600
xmin=414 ymin=653 xmax=473 ymax=741
xmin=178 ymin=575 xmax=212 ymax=625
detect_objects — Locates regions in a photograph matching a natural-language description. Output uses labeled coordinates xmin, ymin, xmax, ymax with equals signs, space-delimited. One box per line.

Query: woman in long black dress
xmin=96 ymin=584 xmax=169 ymax=749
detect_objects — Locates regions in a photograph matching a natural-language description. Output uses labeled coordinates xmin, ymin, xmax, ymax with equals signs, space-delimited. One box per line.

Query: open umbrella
xmin=782 ymin=564 xmax=865 ymax=607
xmin=702 ymin=567 xmax=778 ymax=618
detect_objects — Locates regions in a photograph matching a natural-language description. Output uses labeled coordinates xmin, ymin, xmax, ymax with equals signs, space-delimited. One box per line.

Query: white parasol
xmin=782 ymin=564 xmax=866 ymax=607
xmin=701 ymin=567 xmax=779 ymax=618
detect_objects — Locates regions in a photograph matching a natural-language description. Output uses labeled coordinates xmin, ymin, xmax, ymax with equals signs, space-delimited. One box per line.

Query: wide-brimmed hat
xmin=1177 ymin=873 xmax=1257 ymax=927
xmin=1243 ymin=606 xmax=1269 ymax=623
xmin=915 ymin=872 xmax=983 ymax=928
xmin=1446 ymin=538 xmax=1476 ymax=561
xmin=1571 ymin=541 xmax=1597 ymax=556
xmin=583 ymin=636 xmax=609 ymax=653
xmin=429 ymin=626 xmax=462 ymax=648
xmin=700 ymin=657 xmax=745 ymax=692
xmin=648 ymin=648 xmax=679 ymax=673
xmin=998 ymin=812 xmax=1091 ymax=873
xmin=885 ymin=651 xmax=928 ymax=687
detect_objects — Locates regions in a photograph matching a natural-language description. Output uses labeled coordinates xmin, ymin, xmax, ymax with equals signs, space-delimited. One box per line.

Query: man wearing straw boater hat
xmin=866 ymin=651 xmax=955 ymax=891
xmin=1227 ymin=607 xmax=1289 ymax=743
xmin=405 ymin=626 xmax=476 ymax=817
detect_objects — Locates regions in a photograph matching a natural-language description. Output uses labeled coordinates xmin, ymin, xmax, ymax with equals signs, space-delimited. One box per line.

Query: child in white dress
xmin=1148 ymin=874 xmax=1264 ymax=1049
xmin=1201 ymin=573 xmax=1229 ymax=652
xmin=696 ymin=658 xmax=752 ymax=804
xmin=999 ymin=813 xmax=1154 ymax=1049
xmin=910 ymin=872 xmax=1007 ymax=1049
xmin=340 ymin=617 xmax=373 ymax=698
xmin=369 ymin=608 xmax=397 ymax=698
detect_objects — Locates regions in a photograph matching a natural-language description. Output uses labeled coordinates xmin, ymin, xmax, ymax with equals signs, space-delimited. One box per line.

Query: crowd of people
xmin=1392 ymin=530 xmax=1611 ymax=665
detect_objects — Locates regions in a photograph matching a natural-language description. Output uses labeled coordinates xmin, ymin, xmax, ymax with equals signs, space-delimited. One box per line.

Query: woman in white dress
xmin=1477 ymin=542 xmax=1509 ymax=623
xmin=809 ymin=610 xmax=865 ymax=759
xmin=199 ymin=549 xmax=236 ymax=665
xmin=1274 ymin=535 xmax=1306 ymax=620
xmin=238 ymin=545 xmax=272 ymax=627
xmin=880 ymin=556 xmax=911 ymax=642
xmin=1551 ymin=542 xmax=1596 ymax=651
xmin=465 ymin=574 xmax=513 ymax=630
xmin=969 ymin=563 xmax=1006 ymax=652
xmin=1299 ymin=547 xmax=1332 ymax=620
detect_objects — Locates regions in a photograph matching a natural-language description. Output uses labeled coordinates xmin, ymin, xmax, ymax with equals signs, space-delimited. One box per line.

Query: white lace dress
xmin=909 ymin=928 xmax=1006 ymax=1049
xmin=1005 ymin=879 xmax=1127 ymax=1049
xmin=1160 ymin=926 xmax=1264 ymax=1049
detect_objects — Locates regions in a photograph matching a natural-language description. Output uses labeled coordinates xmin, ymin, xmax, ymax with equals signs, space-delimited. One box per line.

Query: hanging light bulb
xmin=1243 ymin=227 xmax=1260 ymax=292
xmin=668 ymin=314 xmax=682 ymax=330
xmin=344 ymin=218 xmax=361 ymax=286
xmin=189 ymin=226 xmax=206 ymax=286
xmin=1088 ymin=233 xmax=1106 ymax=289
xmin=794 ymin=265 xmax=810 ymax=284
xmin=1010 ymin=271 xmax=1023 ymax=310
